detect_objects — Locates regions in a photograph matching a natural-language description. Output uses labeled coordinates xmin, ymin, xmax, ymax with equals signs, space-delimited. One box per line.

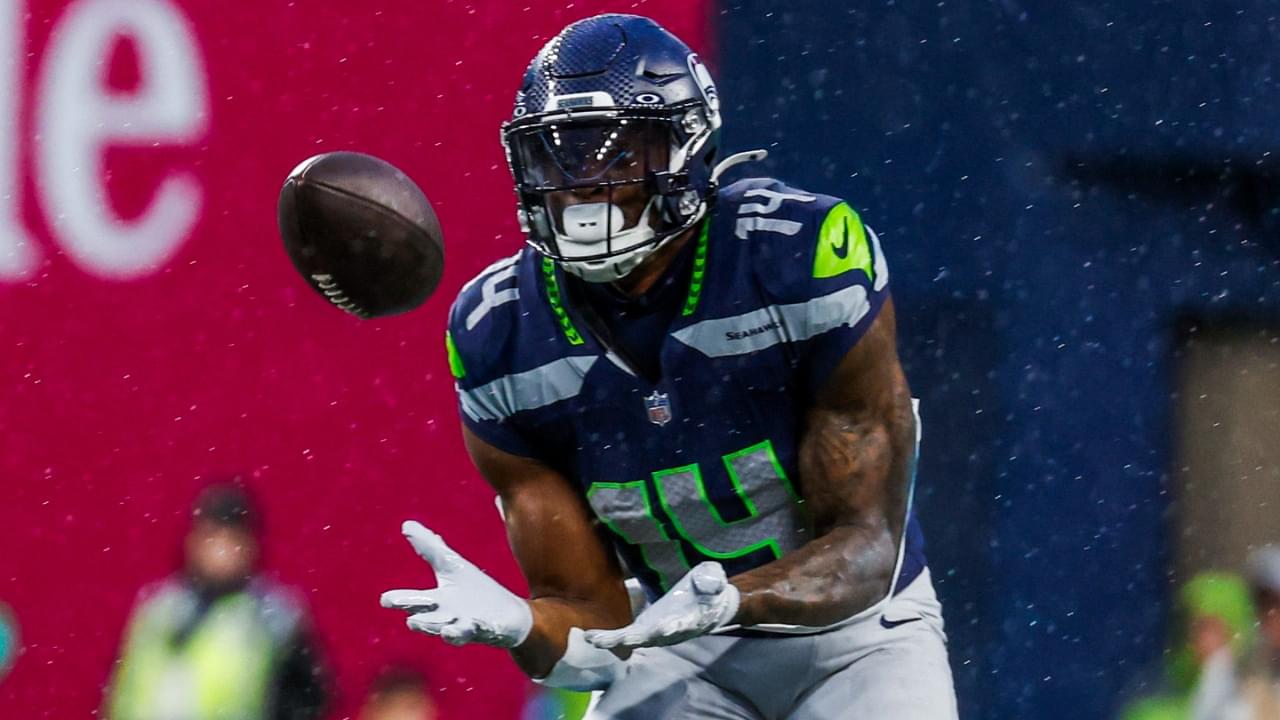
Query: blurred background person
xmin=0 ymin=600 xmax=16 ymax=683
xmin=1120 ymin=573 xmax=1255 ymax=720
xmin=1232 ymin=546 xmax=1280 ymax=717
xmin=104 ymin=482 xmax=330 ymax=720
xmin=358 ymin=665 xmax=437 ymax=720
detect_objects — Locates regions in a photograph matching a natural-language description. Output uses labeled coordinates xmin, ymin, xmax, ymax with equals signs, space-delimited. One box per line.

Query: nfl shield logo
xmin=645 ymin=391 xmax=673 ymax=426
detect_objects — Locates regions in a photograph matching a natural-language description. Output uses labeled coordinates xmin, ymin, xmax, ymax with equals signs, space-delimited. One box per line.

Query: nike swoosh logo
xmin=831 ymin=217 xmax=851 ymax=259
xmin=879 ymin=615 xmax=922 ymax=630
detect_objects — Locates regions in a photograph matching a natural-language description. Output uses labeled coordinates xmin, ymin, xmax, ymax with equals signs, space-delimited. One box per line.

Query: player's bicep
xmin=799 ymin=298 xmax=914 ymax=534
xmin=462 ymin=426 xmax=628 ymax=604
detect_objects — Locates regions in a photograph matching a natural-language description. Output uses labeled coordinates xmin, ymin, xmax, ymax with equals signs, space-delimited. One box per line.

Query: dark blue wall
xmin=716 ymin=2 xmax=1280 ymax=717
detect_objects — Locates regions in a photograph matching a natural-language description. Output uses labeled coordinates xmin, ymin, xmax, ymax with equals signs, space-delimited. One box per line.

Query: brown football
xmin=278 ymin=151 xmax=444 ymax=319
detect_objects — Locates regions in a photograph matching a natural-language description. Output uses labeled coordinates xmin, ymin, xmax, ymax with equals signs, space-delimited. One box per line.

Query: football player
xmin=382 ymin=14 xmax=958 ymax=718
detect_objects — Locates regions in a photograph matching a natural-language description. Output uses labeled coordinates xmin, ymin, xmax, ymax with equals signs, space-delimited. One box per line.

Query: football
xmin=277 ymin=151 xmax=445 ymax=319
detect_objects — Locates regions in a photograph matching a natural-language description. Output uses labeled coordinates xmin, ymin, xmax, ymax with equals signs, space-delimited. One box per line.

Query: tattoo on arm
xmin=730 ymin=298 xmax=915 ymax=628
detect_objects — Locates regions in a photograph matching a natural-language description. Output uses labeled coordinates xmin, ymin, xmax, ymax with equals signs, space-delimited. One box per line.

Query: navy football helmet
xmin=502 ymin=14 xmax=748 ymax=282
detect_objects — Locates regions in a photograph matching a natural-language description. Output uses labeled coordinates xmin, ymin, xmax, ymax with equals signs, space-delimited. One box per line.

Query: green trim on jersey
xmin=681 ymin=221 xmax=711 ymax=317
xmin=722 ymin=439 xmax=802 ymax=505
xmin=542 ymin=257 xmax=585 ymax=346
xmin=813 ymin=202 xmax=873 ymax=281
xmin=445 ymin=331 xmax=465 ymax=379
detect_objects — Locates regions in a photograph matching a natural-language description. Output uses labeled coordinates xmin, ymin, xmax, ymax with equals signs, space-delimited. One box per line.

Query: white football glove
xmin=380 ymin=520 xmax=532 ymax=648
xmin=583 ymin=561 xmax=739 ymax=651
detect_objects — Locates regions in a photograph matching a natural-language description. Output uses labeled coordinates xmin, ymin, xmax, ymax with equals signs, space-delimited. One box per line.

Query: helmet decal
xmin=687 ymin=54 xmax=721 ymax=128
xmin=546 ymin=91 xmax=616 ymax=112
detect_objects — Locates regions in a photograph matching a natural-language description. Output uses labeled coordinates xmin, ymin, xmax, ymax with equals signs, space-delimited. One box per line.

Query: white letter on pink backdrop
xmin=36 ymin=0 xmax=207 ymax=279
xmin=0 ymin=0 xmax=36 ymax=280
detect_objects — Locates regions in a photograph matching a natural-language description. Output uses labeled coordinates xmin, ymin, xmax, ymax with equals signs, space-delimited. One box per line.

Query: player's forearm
xmin=730 ymin=521 xmax=898 ymax=627
xmin=732 ymin=402 xmax=914 ymax=627
xmin=512 ymin=595 xmax=630 ymax=678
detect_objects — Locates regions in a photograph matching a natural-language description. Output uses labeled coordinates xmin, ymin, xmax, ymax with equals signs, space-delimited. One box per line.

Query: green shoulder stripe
xmin=813 ymin=202 xmax=873 ymax=281
xmin=445 ymin=331 xmax=465 ymax=379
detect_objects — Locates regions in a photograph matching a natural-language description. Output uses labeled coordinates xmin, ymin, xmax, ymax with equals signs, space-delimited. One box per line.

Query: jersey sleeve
xmin=758 ymin=197 xmax=892 ymax=398
xmin=445 ymin=275 xmax=542 ymax=460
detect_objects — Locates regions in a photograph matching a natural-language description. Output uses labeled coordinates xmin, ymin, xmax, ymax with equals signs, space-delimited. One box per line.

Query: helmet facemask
xmin=503 ymin=104 xmax=717 ymax=282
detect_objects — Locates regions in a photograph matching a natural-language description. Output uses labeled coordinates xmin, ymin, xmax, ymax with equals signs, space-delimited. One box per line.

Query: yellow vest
xmin=107 ymin=579 xmax=301 ymax=720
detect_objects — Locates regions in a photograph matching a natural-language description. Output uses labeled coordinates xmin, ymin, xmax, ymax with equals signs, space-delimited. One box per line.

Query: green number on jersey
xmin=587 ymin=440 xmax=810 ymax=591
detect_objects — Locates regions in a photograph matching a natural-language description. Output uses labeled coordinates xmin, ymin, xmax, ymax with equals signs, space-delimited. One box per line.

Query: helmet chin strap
xmin=556 ymin=197 xmax=663 ymax=283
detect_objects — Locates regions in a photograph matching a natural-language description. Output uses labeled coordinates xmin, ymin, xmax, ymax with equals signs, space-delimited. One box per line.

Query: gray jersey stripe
xmin=671 ymin=285 xmax=871 ymax=358
xmin=733 ymin=216 xmax=803 ymax=240
xmin=867 ymin=226 xmax=889 ymax=291
xmin=460 ymin=355 xmax=597 ymax=421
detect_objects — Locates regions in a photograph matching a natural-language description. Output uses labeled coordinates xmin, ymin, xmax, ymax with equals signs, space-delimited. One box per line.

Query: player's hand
xmin=583 ymin=561 xmax=739 ymax=651
xmin=380 ymin=520 xmax=532 ymax=648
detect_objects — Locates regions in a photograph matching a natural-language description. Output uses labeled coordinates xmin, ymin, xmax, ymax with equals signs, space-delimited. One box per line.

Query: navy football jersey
xmin=446 ymin=177 xmax=927 ymax=623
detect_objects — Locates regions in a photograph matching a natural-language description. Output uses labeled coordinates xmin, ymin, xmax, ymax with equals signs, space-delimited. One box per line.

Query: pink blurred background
xmin=0 ymin=1 xmax=706 ymax=716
